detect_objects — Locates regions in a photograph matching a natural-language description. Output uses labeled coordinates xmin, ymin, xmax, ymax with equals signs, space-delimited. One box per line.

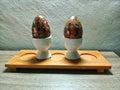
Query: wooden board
xmin=5 ymin=50 xmax=112 ymax=73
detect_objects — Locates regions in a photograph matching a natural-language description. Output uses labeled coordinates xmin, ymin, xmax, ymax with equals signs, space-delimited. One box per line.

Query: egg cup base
xmin=36 ymin=50 xmax=51 ymax=60
xmin=65 ymin=51 xmax=80 ymax=60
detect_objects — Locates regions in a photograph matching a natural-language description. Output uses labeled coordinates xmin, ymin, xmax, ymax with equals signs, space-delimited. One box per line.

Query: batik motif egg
xmin=64 ymin=16 xmax=83 ymax=39
xmin=32 ymin=15 xmax=51 ymax=38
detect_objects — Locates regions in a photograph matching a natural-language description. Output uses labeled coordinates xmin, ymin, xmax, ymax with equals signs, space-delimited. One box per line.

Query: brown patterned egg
xmin=64 ymin=16 xmax=83 ymax=39
xmin=32 ymin=15 xmax=51 ymax=38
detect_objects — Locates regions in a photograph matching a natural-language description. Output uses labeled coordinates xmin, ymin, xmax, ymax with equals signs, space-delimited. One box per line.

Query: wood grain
xmin=5 ymin=50 xmax=112 ymax=73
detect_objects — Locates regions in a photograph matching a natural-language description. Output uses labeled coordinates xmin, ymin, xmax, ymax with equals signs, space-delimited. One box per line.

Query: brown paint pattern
xmin=32 ymin=15 xmax=51 ymax=38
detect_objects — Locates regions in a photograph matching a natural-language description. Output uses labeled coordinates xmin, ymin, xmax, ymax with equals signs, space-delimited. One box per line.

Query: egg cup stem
xmin=65 ymin=51 xmax=80 ymax=60
xmin=36 ymin=50 xmax=51 ymax=59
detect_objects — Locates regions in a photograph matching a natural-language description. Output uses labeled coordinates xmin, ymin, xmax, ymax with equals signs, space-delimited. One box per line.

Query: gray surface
xmin=0 ymin=51 xmax=120 ymax=90
xmin=0 ymin=0 xmax=120 ymax=56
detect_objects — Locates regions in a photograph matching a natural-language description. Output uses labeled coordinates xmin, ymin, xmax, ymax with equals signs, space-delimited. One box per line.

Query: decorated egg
xmin=64 ymin=16 xmax=83 ymax=39
xmin=32 ymin=15 xmax=51 ymax=38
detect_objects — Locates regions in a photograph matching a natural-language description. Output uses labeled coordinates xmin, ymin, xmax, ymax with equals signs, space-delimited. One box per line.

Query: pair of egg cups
xmin=32 ymin=16 xmax=83 ymax=60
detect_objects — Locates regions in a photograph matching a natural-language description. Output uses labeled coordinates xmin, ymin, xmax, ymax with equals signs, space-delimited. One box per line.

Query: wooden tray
xmin=5 ymin=50 xmax=112 ymax=73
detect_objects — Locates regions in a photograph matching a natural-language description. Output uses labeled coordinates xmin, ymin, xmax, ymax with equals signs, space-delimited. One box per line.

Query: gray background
xmin=0 ymin=0 xmax=120 ymax=56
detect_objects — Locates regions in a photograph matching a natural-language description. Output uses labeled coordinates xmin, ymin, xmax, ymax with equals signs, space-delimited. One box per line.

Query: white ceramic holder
xmin=33 ymin=35 xmax=52 ymax=59
xmin=64 ymin=37 xmax=82 ymax=60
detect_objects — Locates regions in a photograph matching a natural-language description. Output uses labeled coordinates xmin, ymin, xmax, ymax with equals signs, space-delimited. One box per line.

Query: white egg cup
xmin=64 ymin=37 xmax=82 ymax=60
xmin=33 ymin=35 xmax=52 ymax=60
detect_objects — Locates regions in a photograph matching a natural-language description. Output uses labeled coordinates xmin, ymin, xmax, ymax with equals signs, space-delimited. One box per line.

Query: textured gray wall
xmin=0 ymin=0 xmax=120 ymax=56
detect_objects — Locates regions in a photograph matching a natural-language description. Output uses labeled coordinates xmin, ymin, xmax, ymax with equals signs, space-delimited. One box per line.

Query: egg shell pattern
xmin=32 ymin=15 xmax=51 ymax=38
xmin=64 ymin=16 xmax=83 ymax=39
